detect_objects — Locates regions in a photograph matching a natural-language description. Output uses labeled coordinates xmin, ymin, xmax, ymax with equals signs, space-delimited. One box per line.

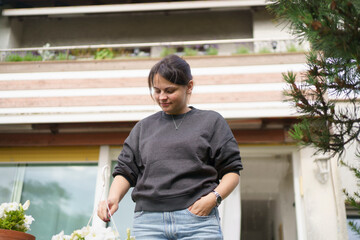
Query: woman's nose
xmin=159 ymin=92 xmax=168 ymax=100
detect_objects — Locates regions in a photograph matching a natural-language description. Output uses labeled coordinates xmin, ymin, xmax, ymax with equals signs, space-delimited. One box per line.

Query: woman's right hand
xmin=97 ymin=199 xmax=119 ymax=222
xmin=97 ymin=175 xmax=130 ymax=222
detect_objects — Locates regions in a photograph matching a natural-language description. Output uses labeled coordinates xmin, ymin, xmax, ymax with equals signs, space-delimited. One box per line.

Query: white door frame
xmin=239 ymin=145 xmax=306 ymax=240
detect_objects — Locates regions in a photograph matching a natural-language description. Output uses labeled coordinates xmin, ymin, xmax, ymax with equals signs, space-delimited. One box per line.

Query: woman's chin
xmin=159 ymin=105 xmax=171 ymax=112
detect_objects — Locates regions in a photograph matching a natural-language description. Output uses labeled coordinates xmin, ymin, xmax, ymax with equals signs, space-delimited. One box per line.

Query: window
xmin=347 ymin=205 xmax=360 ymax=240
xmin=0 ymin=164 xmax=17 ymax=203
xmin=347 ymin=218 xmax=360 ymax=240
xmin=0 ymin=163 xmax=98 ymax=240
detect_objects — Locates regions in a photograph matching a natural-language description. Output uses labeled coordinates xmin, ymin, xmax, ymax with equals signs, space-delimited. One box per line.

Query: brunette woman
xmin=98 ymin=54 xmax=242 ymax=240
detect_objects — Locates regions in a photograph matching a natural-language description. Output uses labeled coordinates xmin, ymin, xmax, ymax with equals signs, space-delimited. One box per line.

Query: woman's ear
xmin=187 ymin=80 xmax=194 ymax=94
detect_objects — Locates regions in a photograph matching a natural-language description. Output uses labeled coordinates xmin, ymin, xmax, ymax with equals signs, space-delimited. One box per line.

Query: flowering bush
xmin=52 ymin=226 xmax=135 ymax=240
xmin=0 ymin=200 xmax=34 ymax=232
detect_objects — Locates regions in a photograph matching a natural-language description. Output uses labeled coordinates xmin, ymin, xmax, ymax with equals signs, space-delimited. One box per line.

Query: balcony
xmin=0 ymin=37 xmax=307 ymax=65
xmin=0 ymin=37 xmax=306 ymax=146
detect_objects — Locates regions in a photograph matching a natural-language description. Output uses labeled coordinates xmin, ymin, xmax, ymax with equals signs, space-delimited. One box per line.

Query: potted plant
xmin=52 ymin=226 xmax=135 ymax=240
xmin=0 ymin=200 xmax=35 ymax=240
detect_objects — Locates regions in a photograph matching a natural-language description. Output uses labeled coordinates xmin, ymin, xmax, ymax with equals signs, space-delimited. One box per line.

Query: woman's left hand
xmin=187 ymin=192 xmax=217 ymax=216
xmin=188 ymin=173 xmax=240 ymax=216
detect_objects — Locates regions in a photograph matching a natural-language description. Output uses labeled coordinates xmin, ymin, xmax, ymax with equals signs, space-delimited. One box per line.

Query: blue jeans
xmin=133 ymin=207 xmax=223 ymax=240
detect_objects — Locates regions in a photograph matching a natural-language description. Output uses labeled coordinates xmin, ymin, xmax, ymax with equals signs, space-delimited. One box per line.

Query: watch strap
xmin=212 ymin=190 xmax=222 ymax=206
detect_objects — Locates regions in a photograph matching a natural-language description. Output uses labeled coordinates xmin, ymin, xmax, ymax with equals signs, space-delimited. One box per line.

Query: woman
xmin=98 ymin=54 xmax=243 ymax=239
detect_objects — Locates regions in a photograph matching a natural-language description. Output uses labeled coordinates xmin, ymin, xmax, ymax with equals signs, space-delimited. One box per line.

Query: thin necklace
xmin=171 ymin=112 xmax=188 ymax=130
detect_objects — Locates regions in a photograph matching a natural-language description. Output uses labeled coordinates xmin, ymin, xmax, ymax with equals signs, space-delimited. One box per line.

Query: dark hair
xmin=148 ymin=54 xmax=193 ymax=90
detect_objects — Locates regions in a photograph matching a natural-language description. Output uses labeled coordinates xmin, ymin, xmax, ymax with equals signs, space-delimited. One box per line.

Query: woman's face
xmin=152 ymin=74 xmax=193 ymax=115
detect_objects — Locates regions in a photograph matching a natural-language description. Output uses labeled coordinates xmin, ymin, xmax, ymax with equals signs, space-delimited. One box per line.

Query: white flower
xmin=0 ymin=205 xmax=5 ymax=218
xmin=52 ymin=225 xmax=120 ymax=240
xmin=81 ymin=226 xmax=91 ymax=235
xmin=6 ymin=202 xmax=19 ymax=212
xmin=25 ymin=215 xmax=34 ymax=224
xmin=22 ymin=200 xmax=30 ymax=210
xmin=84 ymin=226 xmax=118 ymax=240
xmin=52 ymin=231 xmax=65 ymax=240
xmin=51 ymin=231 xmax=71 ymax=240
xmin=24 ymin=215 xmax=35 ymax=230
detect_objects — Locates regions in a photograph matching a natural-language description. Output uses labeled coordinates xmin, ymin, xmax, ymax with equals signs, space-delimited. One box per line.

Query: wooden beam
xmin=233 ymin=129 xmax=289 ymax=144
xmin=0 ymin=128 xmax=291 ymax=146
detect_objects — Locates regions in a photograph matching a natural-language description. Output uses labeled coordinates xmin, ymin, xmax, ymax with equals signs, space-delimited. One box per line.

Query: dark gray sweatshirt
xmin=113 ymin=107 xmax=242 ymax=212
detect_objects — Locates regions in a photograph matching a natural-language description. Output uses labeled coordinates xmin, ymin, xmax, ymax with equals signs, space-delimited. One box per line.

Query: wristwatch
xmin=212 ymin=190 xmax=222 ymax=207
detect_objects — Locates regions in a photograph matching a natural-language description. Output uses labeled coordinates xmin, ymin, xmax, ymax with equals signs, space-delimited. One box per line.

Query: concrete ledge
xmin=0 ymin=53 xmax=307 ymax=73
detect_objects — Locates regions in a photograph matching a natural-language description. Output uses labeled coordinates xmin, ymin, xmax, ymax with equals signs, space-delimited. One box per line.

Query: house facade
xmin=0 ymin=1 xmax=354 ymax=239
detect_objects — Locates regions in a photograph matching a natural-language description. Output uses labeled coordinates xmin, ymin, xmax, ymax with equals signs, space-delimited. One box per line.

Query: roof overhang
xmin=2 ymin=0 xmax=267 ymax=17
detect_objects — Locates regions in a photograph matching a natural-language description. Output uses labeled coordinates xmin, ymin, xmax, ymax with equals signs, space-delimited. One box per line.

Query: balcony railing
xmin=0 ymin=37 xmax=307 ymax=62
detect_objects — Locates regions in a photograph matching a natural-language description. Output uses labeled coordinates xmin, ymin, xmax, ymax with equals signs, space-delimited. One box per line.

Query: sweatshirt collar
xmin=162 ymin=106 xmax=196 ymax=120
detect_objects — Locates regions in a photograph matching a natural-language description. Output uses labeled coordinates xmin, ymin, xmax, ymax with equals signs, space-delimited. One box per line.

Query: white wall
xmin=0 ymin=16 xmax=10 ymax=49
xmin=275 ymin=167 xmax=297 ymax=240
xmin=339 ymin=141 xmax=359 ymax=199
xmin=0 ymin=17 xmax=23 ymax=49
xmin=336 ymin=102 xmax=360 ymax=200
xmin=252 ymin=8 xmax=309 ymax=52
xmin=8 ymin=18 xmax=23 ymax=48
xmin=335 ymin=102 xmax=360 ymax=239
xmin=299 ymin=147 xmax=348 ymax=240
xmin=252 ymin=8 xmax=290 ymax=40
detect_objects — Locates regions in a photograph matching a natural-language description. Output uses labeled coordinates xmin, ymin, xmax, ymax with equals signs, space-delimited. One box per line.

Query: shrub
xmin=160 ymin=47 xmax=177 ymax=57
xmin=5 ymin=54 xmax=23 ymax=62
xmin=23 ymin=53 xmax=42 ymax=61
xmin=184 ymin=47 xmax=198 ymax=56
xmin=95 ymin=48 xmax=114 ymax=60
xmin=258 ymin=47 xmax=271 ymax=54
xmin=236 ymin=46 xmax=250 ymax=54
xmin=206 ymin=46 xmax=218 ymax=55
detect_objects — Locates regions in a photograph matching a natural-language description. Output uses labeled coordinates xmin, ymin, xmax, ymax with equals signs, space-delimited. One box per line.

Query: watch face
xmin=213 ymin=191 xmax=222 ymax=206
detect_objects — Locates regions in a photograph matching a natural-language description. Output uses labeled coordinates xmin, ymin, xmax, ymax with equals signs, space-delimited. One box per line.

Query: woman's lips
xmin=160 ymin=103 xmax=170 ymax=107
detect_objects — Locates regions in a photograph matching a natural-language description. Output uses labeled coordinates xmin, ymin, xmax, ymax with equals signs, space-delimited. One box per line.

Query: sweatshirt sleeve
xmin=112 ymin=122 xmax=142 ymax=187
xmin=211 ymin=114 xmax=243 ymax=179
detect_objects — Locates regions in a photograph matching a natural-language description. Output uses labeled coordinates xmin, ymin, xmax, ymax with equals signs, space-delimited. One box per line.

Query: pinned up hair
xmin=148 ymin=54 xmax=193 ymax=91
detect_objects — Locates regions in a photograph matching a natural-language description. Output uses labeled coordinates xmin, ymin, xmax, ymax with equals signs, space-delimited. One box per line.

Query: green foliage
xmin=349 ymin=220 xmax=360 ymax=237
xmin=288 ymin=118 xmax=332 ymax=151
xmin=342 ymin=160 xmax=360 ymax=237
xmin=160 ymin=47 xmax=177 ymax=57
xmin=94 ymin=48 xmax=114 ymax=60
xmin=5 ymin=54 xmax=23 ymax=62
xmin=55 ymin=52 xmax=69 ymax=61
xmin=126 ymin=228 xmax=135 ymax=240
xmin=23 ymin=53 xmax=42 ymax=61
xmin=286 ymin=43 xmax=299 ymax=53
xmin=258 ymin=47 xmax=271 ymax=54
xmin=206 ymin=46 xmax=218 ymax=55
xmin=184 ymin=47 xmax=198 ymax=56
xmin=0 ymin=206 xmax=26 ymax=232
xmin=5 ymin=53 xmax=42 ymax=62
xmin=269 ymin=0 xmax=360 ymax=236
xmin=70 ymin=48 xmax=93 ymax=59
xmin=236 ymin=46 xmax=250 ymax=54
xmin=268 ymin=0 xmax=360 ymax=61
xmin=272 ymin=1 xmax=360 ymax=155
